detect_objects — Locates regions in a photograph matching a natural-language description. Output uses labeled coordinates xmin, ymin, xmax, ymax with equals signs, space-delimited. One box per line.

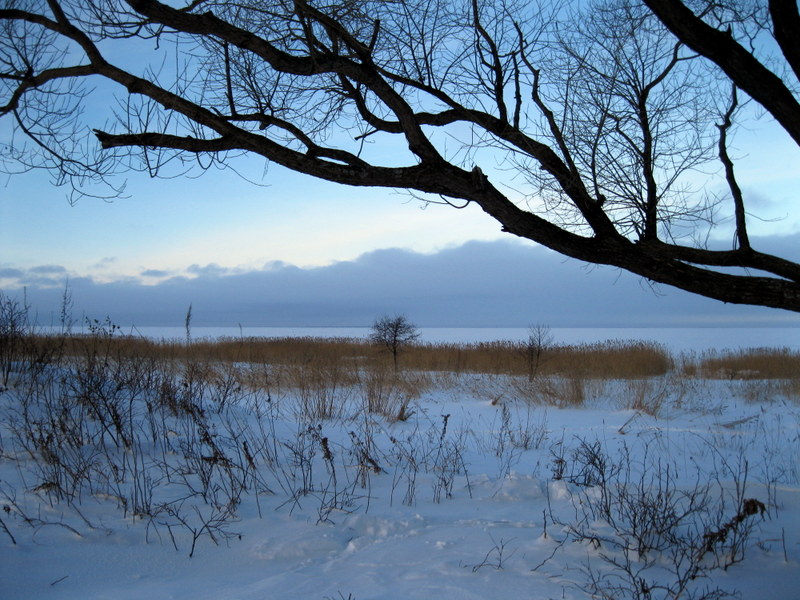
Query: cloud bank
xmin=8 ymin=238 xmax=800 ymax=328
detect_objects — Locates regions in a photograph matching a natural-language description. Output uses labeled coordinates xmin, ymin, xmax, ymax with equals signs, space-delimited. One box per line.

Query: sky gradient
xmin=2 ymin=159 xmax=507 ymax=284
xmin=3 ymin=1 xmax=800 ymax=333
xmin=2 ymin=106 xmax=800 ymax=329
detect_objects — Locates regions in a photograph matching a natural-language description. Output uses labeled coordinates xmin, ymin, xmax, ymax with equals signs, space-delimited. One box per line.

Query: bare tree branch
xmin=1 ymin=0 xmax=799 ymax=311
xmin=643 ymin=0 xmax=800 ymax=146
xmin=717 ymin=85 xmax=750 ymax=252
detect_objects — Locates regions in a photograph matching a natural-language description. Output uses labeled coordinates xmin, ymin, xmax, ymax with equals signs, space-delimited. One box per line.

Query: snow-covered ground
xmin=1 ymin=367 xmax=798 ymax=599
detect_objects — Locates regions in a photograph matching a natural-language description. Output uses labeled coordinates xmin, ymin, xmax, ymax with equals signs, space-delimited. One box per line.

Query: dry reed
xmin=689 ymin=347 xmax=800 ymax=380
xmin=14 ymin=334 xmax=798 ymax=386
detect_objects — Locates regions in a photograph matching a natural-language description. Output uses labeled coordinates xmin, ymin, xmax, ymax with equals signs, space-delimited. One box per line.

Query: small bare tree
xmin=523 ymin=323 xmax=553 ymax=382
xmin=369 ymin=314 xmax=420 ymax=372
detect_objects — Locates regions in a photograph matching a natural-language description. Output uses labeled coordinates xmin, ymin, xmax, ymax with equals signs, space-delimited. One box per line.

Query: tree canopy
xmin=2 ymin=0 xmax=800 ymax=310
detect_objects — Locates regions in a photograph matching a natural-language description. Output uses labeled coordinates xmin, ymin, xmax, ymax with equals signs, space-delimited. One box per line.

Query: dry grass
xmin=20 ymin=334 xmax=675 ymax=379
xmin=618 ymin=377 xmax=673 ymax=416
xmin=687 ymin=347 xmax=800 ymax=380
xmin=387 ymin=339 xmax=673 ymax=379
xmin=12 ymin=334 xmax=799 ymax=411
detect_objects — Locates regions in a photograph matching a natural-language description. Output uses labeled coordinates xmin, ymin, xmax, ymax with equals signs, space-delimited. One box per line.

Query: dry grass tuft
xmin=9 ymin=333 xmax=797 ymax=407
xmin=19 ymin=335 xmax=674 ymax=380
xmin=690 ymin=347 xmax=800 ymax=380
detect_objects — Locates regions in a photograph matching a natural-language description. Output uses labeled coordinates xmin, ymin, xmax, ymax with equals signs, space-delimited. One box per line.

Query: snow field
xmin=1 ymin=360 xmax=799 ymax=600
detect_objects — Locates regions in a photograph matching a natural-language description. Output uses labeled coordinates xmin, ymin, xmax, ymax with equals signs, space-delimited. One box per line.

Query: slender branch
xmin=513 ymin=21 xmax=579 ymax=182
xmin=471 ymin=0 xmax=508 ymax=122
xmin=512 ymin=54 xmax=522 ymax=129
xmin=0 ymin=64 xmax=96 ymax=116
xmin=639 ymin=43 xmax=682 ymax=240
xmin=717 ymin=85 xmax=749 ymax=251
xmin=223 ymin=41 xmax=236 ymax=118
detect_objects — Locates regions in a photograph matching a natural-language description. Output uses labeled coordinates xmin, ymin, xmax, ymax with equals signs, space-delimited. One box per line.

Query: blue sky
xmin=1 ymin=156 xmax=506 ymax=284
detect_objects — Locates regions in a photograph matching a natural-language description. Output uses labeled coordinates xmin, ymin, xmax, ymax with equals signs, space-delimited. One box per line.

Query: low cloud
xmin=141 ymin=269 xmax=171 ymax=278
xmin=0 ymin=265 xmax=70 ymax=289
xmin=186 ymin=263 xmax=231 ymax=277
xmin=0 ymin=267 xmax=24 ymax=279
xmin=29 ymin=264 xmax=68 ymax=275
xmin=12 ymin=238 xmax=800 ymax=328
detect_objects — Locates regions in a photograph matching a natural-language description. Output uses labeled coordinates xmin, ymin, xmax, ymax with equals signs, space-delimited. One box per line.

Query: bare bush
xmin=0 ymin=291 xmax=32 ymax=387
xmin=546 ymin=437 xmax=766 ymax=600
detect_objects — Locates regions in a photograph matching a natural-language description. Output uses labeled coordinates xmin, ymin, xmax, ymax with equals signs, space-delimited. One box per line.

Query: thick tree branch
xmin=640 ymin=240 xmax=800 ymax=282
xmin=94 ymin=131 xmax=241 ymax=153
xmin=769 ymin=0 xmax=800 ymax=83
xmin=353 ymin=60 xmax=618 ymax=237
xmin=643 ymin=0 xmax=800 ymax=146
